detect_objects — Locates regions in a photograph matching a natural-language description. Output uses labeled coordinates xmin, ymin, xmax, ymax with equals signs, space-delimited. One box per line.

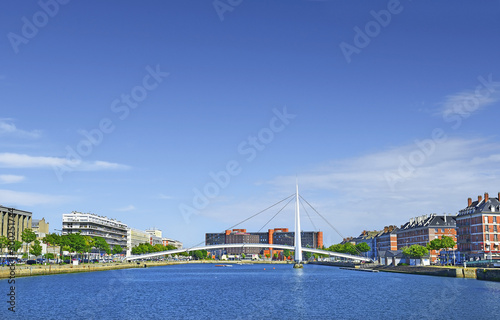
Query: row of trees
xmin=401 ymin=235 xmax=456 ymax=260
xmin=41 ymin=233 xmax=124 ymax=259
xmin=130 ymin=242 xmax=212 ymax=260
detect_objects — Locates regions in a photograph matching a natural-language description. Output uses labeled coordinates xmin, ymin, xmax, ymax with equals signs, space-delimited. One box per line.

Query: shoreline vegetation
xmin=1 ymin=260 xmax=499 ymax=282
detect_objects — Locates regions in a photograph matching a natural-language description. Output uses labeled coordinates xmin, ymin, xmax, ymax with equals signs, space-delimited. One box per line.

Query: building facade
xmin=32 ymin=217 xmax=51 ymax=255
xmin=457 ymin=192 xmax=500 ymax=261
xmin=375 ymin=226 xmax=398 ymax=255
xmin=0 ymin=206 xmax=32 ymax=255
xmin=397 ymin=214 xmax=457 ymax=263
xmin=205 ymin=228 xmax=323 ymax=257
xmin=162 ymin=238 xmax=183 ymax=249
xmin=62 ymin=212 xmax=127 ymax=250
xmin=126 ymin=228 xmax=151 ymax=256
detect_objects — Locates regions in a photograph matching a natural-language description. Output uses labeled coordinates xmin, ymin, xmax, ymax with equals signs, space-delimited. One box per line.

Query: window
xmin=494 ymin=216 xmax=497 ymax=224
xmin=485 ymin=216 xmax=489 ymax=224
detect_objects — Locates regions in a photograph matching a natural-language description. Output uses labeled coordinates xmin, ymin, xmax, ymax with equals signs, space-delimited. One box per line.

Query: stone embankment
xmin=372 ymin=265 xmax=500 ymax=282
xmin=310 ymin=261 xmax=500 ymax=282
xmin=0 ymin=260 xmax=290 ymax=279
xmin=0 ymin=261 xmax=179 ymax=279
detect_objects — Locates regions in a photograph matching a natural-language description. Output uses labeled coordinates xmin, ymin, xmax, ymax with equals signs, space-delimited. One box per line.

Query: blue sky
xmin=1 ymin=0 xmax=500 ymax=247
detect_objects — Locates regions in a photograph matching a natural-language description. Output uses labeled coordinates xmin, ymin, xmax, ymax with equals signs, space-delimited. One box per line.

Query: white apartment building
xmin=62 ymin=211 xmax=127 ymax=250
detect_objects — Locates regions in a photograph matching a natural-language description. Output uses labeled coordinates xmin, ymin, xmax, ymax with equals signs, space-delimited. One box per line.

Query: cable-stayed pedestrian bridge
xmin=125 ymin=243 xmax=372 ymax=262
xmin=126 ymin=183 xmax=373 ymax=264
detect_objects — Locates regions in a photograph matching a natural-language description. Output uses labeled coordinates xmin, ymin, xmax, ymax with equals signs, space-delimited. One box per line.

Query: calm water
xmin=3 ymin=263 xmax=500 ymax=319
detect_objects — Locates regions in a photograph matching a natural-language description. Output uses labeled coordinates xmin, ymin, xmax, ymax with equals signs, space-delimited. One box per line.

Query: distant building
xmin=375 ymin=225 xmax=398 ymax=256
xmin=0 ymin=206 xmax=32 ymax=255
xmin=205 ymin=228 xmax=323 ymax=257
xmin=126 ymin=228 xmax=150 ymax=256
xmin=397 ymin=214 xmax=457 ymax=263
xmin=32 ymin=217 xmax=52 ymax=255
xmin=162 ymin=237 xmax=183 ymax=249
xmin=349 ymin=230 xmax=381 ymax=260
xmin=62 ymin=211 xmax=128 ymax=250
xmin=146 ymin=228 xmax=163 ymax=246
xmin=457 ymin=192 xmax=500 ymax=261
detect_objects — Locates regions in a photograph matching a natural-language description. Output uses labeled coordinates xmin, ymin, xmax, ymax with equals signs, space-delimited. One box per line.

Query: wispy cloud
xmin=0 ymin=153 xmax=130 ymax=171
xmin=115 ymin=205 xmax=136 ymax=212
xmin=0 ymin=189 xmax=71 ymax=206
xmin=438 ymin=75 xmax=500 ymax=118
xmin=0 ymin=174 xmax=25 ymax=184
xmin=0 ymin=119 xmax=42 ymax=139
xmin=159 ymin=193 xmax=173 ymax=200
xmin=197 ymin=138 xmax=500 ymax=242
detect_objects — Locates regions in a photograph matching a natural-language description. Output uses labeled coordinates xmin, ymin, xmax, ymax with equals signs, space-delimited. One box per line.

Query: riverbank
xmin=372 ymin=265 xmax=500 ymax=282
xmin=0 ymin=260 xmax=291 ymax=279
xmin=309 ymin=261 xmax=500 ymax=282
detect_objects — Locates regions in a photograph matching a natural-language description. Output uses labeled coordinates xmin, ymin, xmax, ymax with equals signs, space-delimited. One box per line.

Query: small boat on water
xmin=215 ymin=264 xmax=232 ymax=267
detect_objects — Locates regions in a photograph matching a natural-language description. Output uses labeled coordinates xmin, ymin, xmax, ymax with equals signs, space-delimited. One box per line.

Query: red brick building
xmin=457 ymin=192 xmax=500 ymax=261
xmin=397 ymin=214 xmax=457 ymax=263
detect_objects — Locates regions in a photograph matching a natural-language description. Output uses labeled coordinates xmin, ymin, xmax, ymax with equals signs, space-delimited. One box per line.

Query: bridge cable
xmin=257 ymin=196 xmax=295 ymax=232
xmin=299 ymin=195 xmax=363 ymax=256
xmin=188 ymin=193 xmax=296 ymax=251
xmin=299 ymin=198 xmax=318 ymax=232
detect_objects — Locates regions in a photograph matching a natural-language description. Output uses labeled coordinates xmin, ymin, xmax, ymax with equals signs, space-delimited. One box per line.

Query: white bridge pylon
xmin=125 ymin=243 xmax=372 ymax=262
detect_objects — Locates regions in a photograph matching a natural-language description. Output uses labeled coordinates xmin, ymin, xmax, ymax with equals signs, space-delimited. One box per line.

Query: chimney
xmin=444 ymin=213 xmax=447 ymax=223
xmin=468 ymin=198 xmax=472 ymax=207
xmin=485 ymin=192 xmax=489 ymax=202
xmin=478 ymin=195 xmax=483 ymax=203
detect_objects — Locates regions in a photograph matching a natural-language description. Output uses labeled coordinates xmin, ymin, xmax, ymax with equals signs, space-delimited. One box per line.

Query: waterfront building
xmin=162 ymin=237 xmax=183 ymax=249
xmin=397 ymin=214 xmax=457 ymax=263
xmin=62 ymin=211 xmax=127 ymax=250
xmin=0 ymin=206 xmax=32 ymax=255
xmin=375 ymin=226 xmax=398 ymax=256
xmin=457 ymin=192 xmax=500 ymax=261
xmin=349 ymin=230 xmax=380 ymax=260
xmin=32 ymin=217 xmax=52 ymax=255
xmin=205 ymin=228 xmax=323 ymax=257
xmin=126 ymin=228 xmax=151 ymax=256
xmin=146 ymin=228 xmax=163 ymax=246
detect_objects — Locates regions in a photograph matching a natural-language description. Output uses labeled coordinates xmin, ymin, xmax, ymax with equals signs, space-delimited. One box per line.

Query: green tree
xmin=241 ymin=253 xmax=246 ymax=259
xmin=112 ymin=245 xmax=123 ymax=255
xmin=343 ymin=243 xmax=358 ymax=255
xmin=440 ymin=235 xmax=456 ymax=251
xmin=355 ymin=242 xmax=371 ymax=254
xmin=402 ymin=245 xmax=429 ymax=265
xmin=193 ymin=250 xmax=203 ymax=260
xmin=94 ymin=237 xmax=110 ymax=258
xmin=42 ymin=233 xmax=61 ymax=261
xmin=427 ymin=238 xmax=442 ymax=251
xmin=31 ymin=240 xmax=43 ymax=258
xmin=21 ymin=228 xmax=37 ymax=257
xmin=283 ymin=249 xmax=291 ymax=259
xmin=0 ymin=236 xmax=9 ymax=257
xmin=11 ymin=241 xmax=22 ymax=253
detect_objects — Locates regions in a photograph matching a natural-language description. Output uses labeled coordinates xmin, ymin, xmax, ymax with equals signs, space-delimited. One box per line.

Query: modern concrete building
xmin=126 ymin=228 xmax=151 ymax=256
xmin=32 ymin=217 xmax=51 ymax=255
xmin=0 ymin=206 xmax=32 ymax=255
xmin=162 ymin=237 xmax=183 ymax=249
xmin=146 ymin=228 xmax=163 ymax=246
xmin=62 ymin=211 xmax=127 ymax=250
xmin=397 ymin=214 xmax=457 ymax=263
xmin=457 ymin=192 xmax=500 ymax=261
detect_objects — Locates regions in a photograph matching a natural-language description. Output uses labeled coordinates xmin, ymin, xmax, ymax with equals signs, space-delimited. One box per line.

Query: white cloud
xmin=438 ymin=76 xmax=500 ymax=118
xmin=0 ymin=175 xmax=25 ymax=184
xmin=115 ymin=205 xmax=136 ymax=212
xmin=0 ymin=119 xmax=42 ymax=139
xmin=0 ymin=153 xmax=130 ymax=171
xmin=196 ymin=138 xmax=500 ymax=243
xmin=0 ymin=189 xmax=70 ymax=206
xmin=159 ymin=194 xmax=173 ymax=200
